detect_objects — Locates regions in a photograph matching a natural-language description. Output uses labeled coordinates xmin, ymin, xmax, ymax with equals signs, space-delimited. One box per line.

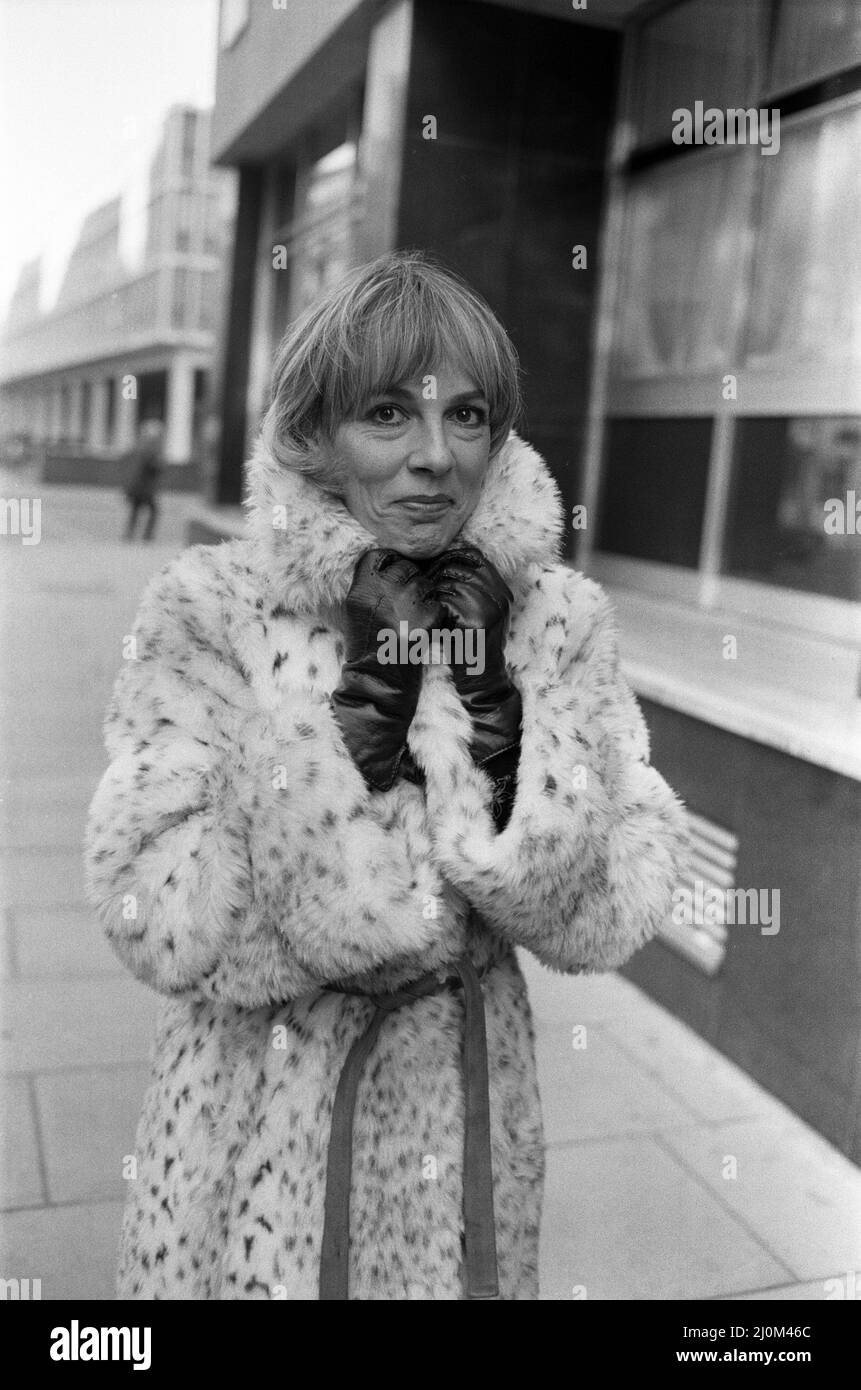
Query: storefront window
xmin=722 ymin=417 xmax=861 ymax=602
xmin=770 ymin=0 xmax=861 ymax=93
xmin=597 ymin=417 xmax=712 ymax=568
xmin=744 ymin=102 xmax=861 ymax=375
xmin=627 ymin=0 xmax=765 ymax=152
xmin=283 ymin=142 xmax=359 ymax=319
xmin=611 ymin=149 xmax=756 ymax=381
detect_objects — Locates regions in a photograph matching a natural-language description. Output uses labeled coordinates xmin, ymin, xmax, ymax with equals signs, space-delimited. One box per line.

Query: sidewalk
xmin=1 ymin=475 xmax=860 ymax=1301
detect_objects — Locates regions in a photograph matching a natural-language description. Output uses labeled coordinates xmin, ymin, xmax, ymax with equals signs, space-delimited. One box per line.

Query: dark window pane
xmin=597 ymin=417 xmax=711 ymax=567
xmin=723 ymin=417 xmax=861 ymax=602
xmin=771 ymin=0 xmax=861 ymax=92
xmin=629 ymin=0 xmax=765 ymax=152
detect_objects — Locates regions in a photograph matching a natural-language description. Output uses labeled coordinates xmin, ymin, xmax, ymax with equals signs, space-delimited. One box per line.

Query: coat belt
xmin=318 ymin=954 xmax=499 ymax=1300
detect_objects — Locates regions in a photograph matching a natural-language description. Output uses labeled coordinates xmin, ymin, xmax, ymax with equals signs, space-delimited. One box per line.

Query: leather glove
xmin=331 ymin=549 xmax=442 ymax=791
xmin=424 ymin=544 xmax=522 ymax=830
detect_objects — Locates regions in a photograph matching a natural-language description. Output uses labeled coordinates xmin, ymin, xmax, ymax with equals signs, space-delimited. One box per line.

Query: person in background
xmin=123 ymin=418 xmax=164 ymax=541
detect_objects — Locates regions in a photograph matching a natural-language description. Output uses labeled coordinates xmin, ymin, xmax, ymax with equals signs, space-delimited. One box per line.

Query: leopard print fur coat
xmin=83 ymin=429 xmax=687 ymax=1300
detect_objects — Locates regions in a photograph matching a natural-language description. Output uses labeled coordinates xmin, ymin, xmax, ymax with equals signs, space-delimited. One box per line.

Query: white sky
xmin=0 ymin=0 xmax=219 ymax=317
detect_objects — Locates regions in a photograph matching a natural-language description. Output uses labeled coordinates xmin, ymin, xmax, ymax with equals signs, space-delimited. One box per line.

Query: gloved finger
xmin=440 ymin=544 xmax=484 ymax=566
xmin=379 ymin=555 xmax=422 ymax=585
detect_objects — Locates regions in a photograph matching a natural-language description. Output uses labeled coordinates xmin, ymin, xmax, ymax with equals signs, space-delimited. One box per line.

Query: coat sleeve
xmin=83 ymin=548 xmax=448 ymax=1007
xmin=411 ymin=566 xmax=688 ymax=974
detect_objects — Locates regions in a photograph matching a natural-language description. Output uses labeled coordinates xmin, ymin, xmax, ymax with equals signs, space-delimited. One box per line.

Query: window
xmin=219 ymin=0 xmax=249 ymax=51
xmin=180 ymin=111 xmax=197 ymax=180
xmin=627 ymin=0 xmax=766 ymax=152
xmin=723 ymin=417 xmax=861 ymax=602
xmin=597 ymin=418 xmax=711 ymax=568
xmin=612 ymin=149 xmax=756 ymax=381
xmin=769 ymin=0 xmax=861 ymax=93
xmin=743 ymin=102 xmax=861 ymax=376
xmin=591 ymin=0 xmax=861 ymax=617
xmin=175 ymin=191 xmax=194 ymax=254
xmin=274 ymin=141 xmax=360 ymax=325
xmin=172 ymin=268 xmax=190 ymax=328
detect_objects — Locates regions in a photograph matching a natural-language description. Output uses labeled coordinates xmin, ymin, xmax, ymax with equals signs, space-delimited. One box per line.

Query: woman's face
xmin=328 ymin=364 xmax=493 ymax=559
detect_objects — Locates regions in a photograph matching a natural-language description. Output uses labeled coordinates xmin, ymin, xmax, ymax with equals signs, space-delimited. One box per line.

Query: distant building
xmin=0 ymin=104 xmax=236 ymax=470
xmin=204 ymin=0 xmax=861 ymax=1164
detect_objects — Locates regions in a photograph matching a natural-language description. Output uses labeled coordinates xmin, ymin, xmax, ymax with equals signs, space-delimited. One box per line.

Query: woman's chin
xmin=376 ymin=520 xmax=465 ymax=561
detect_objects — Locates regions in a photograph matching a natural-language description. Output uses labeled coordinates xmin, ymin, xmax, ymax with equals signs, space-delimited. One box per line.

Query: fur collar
xmin=242 ymin=429 xmax=565 ymax=613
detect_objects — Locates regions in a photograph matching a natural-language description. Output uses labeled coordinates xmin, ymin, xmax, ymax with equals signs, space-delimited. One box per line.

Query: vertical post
xmin=212 ymin=164 xmax=264 ymax=506
xmin=67 ymin=380 xmax=83 ymax=445
xmin=164 ymin=353 xmax=195 ymax=464
xmin=50 ymin=384 xmax=63 ymax=441
xmin=354 ymin=0 xmax=414 ymax=265
xmin=698 ymin=411 xmax=736 ymax=609
xmin=114 ymin=372 xmax=138 ymax=453
xmin=89 ymin=378 xmax=110 ymax=452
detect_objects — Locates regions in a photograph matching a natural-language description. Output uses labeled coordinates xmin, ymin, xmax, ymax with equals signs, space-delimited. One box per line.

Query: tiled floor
xmin=1 ymin=475 xmax=860 ymax=1301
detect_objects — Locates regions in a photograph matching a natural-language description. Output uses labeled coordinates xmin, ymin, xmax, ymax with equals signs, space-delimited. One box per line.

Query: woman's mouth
xmin=397 ymin=495 xmax=453 ymax=517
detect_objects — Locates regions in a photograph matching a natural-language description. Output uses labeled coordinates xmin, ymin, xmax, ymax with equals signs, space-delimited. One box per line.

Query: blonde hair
xmin=260 ymin=250 xmax=522 ymax=490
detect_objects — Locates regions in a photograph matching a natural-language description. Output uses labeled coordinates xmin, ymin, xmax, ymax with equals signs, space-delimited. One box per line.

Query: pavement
xmin=1 ymin=469 xmax=860 ymax=1302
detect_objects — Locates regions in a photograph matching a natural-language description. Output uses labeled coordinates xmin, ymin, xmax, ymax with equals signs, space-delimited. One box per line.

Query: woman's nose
xmin=407 ymin=421 xmax=454 ymax=474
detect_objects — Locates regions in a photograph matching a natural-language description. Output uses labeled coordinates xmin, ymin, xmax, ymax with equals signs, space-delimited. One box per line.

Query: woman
xmin=84 ymin=251 xmax=686 ymax=1300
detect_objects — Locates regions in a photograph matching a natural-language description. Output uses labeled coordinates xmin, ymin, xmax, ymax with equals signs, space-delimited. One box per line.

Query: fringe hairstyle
xmin=259 ymin=250 xmax=523 ymax=491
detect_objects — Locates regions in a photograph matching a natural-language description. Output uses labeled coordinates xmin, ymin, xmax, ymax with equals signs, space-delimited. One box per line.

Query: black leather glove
xmin=331 ymin=549 xmax=442 ymax=791
xmin=424 ymin=545 xmax=522 ymax=830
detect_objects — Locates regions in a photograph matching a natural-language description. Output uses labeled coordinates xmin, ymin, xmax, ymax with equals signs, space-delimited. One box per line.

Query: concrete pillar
xmin=214 ymin=164 xmax=263 ymax=505
xmin=49 ymin=385 xmax=63 ymax=441
xmin=164 ymin=353 xmax=195 ymax=464
xmin=89 ymin=378 xmax=110 ymax=451
xmin=67 ymin=380 xmax=83 ymax=443
xmin=113 ymin=373 xmax=138 ymax=452
xmin=33 ymin=390 xmax=48 ymax=442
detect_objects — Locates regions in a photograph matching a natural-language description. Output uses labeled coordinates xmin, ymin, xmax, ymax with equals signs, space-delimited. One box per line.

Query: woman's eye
xmin=453 ymin=405 xmax=488 ymax=426
xmin=369 ymin=404 xmax=405 ymax=425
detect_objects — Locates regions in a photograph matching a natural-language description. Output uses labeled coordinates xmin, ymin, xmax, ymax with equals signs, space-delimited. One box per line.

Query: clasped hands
xmin=331 ymin=544 xmax=522 ymax=829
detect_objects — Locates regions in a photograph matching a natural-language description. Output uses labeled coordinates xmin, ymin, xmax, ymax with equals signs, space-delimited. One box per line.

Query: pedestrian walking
xmin=122 ymin=418 xmax=163 ymax=541
xmin=84 ymin=251 xmax=687 ymax=1300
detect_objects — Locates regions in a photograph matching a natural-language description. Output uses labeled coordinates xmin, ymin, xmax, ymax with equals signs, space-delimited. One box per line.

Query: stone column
xmin=67 ymin=380 xmax=83 ymax=444
xmin=164 ymin=353 xmax=195 ymax=464
xmin=89 ymin=378 xmax=111 ymax=451
xmin=113 ymin=373 xmax=138 ymax=452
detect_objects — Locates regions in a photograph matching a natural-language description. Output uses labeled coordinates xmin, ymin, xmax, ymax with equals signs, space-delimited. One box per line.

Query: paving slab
xmin=35 ymin=1065 xmax=151 ymax=1205
xmin=539 ymin=1136 xmax=791 ymax=1301
xmin=12 ymin=907 xmax=123 ymax=979
xmin=0 ymin=850 xmax=89 ymax=909
xmin=0 ymin=1200 xmax=123 ymax=1300
xmin=0 ymin=975 xmax=160 ymax=1073
xmin=0 ymin=1077 xmax=45 ymax=1210
xmin=536 ymin=1020 xmax=698 ymax=1144
xmin=660 ymin=1119 xmax=861 ymax=1283
xmin=602 ymin=999 xmax=800 ymax=1128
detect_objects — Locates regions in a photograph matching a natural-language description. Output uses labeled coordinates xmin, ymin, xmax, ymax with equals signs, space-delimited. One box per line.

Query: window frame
xmin=577 ymin=0 xmax=861 ymax=645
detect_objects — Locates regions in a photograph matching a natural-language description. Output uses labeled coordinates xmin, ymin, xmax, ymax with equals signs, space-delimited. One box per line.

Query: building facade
xmin=204 ymin=0 xmax=861 ymax=1162
xmin=0 ymin=105 xmax=236 ymax=476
